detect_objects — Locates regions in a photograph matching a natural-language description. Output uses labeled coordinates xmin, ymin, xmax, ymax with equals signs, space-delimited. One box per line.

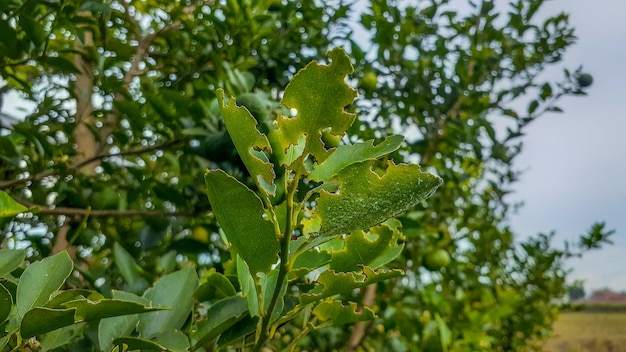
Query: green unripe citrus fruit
xmin=360 ymin=71 xmax=378 ymax=92
xmin=423 ymin=248 xmax=451 ymax=271
xmin=577 ymin=73 xmax=593 ymax=88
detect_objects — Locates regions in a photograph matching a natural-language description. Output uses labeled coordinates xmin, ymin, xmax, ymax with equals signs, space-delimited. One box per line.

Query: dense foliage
xmin=0 ymin=0 xmax=613 ymax=351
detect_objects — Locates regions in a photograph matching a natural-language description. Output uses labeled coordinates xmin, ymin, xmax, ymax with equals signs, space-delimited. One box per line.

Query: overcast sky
xmin=507 ymin=0 xmax=626 ymax=293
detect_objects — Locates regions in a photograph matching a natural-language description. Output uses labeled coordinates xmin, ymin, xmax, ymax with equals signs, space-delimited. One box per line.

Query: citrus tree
xmin=0 ymin=0 xmax=613 ymax=351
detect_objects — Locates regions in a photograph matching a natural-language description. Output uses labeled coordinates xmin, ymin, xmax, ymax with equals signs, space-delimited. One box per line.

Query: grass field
xmin=543 ymin=311 xmax=626 ymax=352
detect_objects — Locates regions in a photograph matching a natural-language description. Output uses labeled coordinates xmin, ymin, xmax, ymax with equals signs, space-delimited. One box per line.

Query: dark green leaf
xmin=20 ymin=307 xmax=76 ymax=338
xmin=190 ymin=295 xmax=249 ymax=349
xmin=205 ymin=170 xmax=279 ymax=274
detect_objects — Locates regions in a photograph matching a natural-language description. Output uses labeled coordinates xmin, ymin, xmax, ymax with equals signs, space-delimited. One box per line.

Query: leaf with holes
xmin=218 ymin=89 xmax=276 ymax=195
xmin=316 ymin=161 xmax=442 ymax=237
xmin=300 ymin=266 xmax=403 ymax=305
xmin=326 ymin=219 xmax=404 ymax=272
xmin=276 ymin=47 xmax=357 ymax=168
xmin=312 ymin=301 xmax=375 ymax=326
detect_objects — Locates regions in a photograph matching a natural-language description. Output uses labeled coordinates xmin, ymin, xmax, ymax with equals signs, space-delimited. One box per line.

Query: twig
xmin=16 ymin=198 xmax=203 ymax=218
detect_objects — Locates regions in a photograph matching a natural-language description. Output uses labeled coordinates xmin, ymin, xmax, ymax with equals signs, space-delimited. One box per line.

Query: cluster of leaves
xmin=1 ymin=48 xmax=443 ymax=350
xmin=0 ymin=0 xmax=614 ymax=351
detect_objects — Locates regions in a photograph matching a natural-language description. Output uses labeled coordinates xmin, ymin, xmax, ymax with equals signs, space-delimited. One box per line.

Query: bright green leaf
xmin=327 ymin=219 xmax=404 ymax=272
xmin=20 ymin=307 xmax=76 ymax=338
xmin=316 ymin=161 xmax=442 ymax=237
xmin=300 ymin=266 xmax=403 ymax=305
xmin=16 ymin=251 xmax=73 ymax=321
xmin=138 ymin=268 xmax=198 ymax=339
xmin=309 ymin=135 xmax=404 ymax=181
xmin=0 ymin=249 xmax=25 ymax=278
xmin=217 ymin=89 xmax=276 ymax=195
xmin=277 ymin=47 xmax=357 ymax=167
xmin=0 ymin=190 xmax=28 ymax=218
xmin=205 ymin=170 xmax=279 ymax=274
xmin=190 ymin=295 xmax=249 ymax=349
xmin=312 ymin=301 xmax=375 ymax=326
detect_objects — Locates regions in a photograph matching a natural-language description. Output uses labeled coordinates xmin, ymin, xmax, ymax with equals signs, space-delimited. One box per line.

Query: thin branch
xmin=0 ymin=138 xmax=188 ymax=190
xmin=15 ymin=198 xmax=203 ymax=218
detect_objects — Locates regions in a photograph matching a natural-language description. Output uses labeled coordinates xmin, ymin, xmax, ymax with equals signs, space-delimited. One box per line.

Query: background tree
xmin=0 ymin=0 xmax=612 ymax=351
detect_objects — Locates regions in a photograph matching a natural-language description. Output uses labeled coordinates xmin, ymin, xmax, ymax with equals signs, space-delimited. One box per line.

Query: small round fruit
xmin=360 ymin=71 xmax=378 ymax=92
xmin=190 ymin=226 xmax=209 ymax=243
xmin=423 ymin=249 xmax=451 ymax=271
xmin=577 ymin=73 xmax=593 ymax=88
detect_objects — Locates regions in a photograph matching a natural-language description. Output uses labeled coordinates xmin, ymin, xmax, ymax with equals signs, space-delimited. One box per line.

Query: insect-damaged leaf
xmin=277 ymin=47 xmax=357 ymax=168
xmin=309 ymin=135 xmax=404 ymax=182
xmin=217 ymin=89 xmax=276 ymax=195
xmin=316 ymin=161 xmax=442 ymax=237
xmin=300 ymin=266 xmax=402 ymax=305
xmin=205 ymin=170 xmax=280 ymax=274
xmin=312 ymin=301 xmax=375 ymax=326
xmin=327 ymin=219 xmax=404 ymax=272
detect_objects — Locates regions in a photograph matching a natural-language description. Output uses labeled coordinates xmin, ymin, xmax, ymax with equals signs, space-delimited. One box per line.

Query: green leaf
xmin=0 ymin=283 xmax=11 ymax=323
xmin=312 ymin=301 xmax=375 ymax=326
xmin=290 ymin=247 xmax=332 ymax=279
xmin=277 ymin=47 xmax=357 ymax=167
xmin=40 ymin=323 xmax=85 ymax=352
xmin=62 ymin=298 xmax=162 ymax=321
xmin=138 ymin=268 xmax=198 ymax=339
xmin=0 ymin=249 xmax=25 ymax=278
xmin=16 ymin=251 xmax=73 ymax=321
xmin=152 ymin=330 xmax=190 ymax=352
xmin=300 ymin=266 xmax=403 ymax=305
xmin=99 ymin=291 xmax=149 ymax=352
xmin=45 ymin=289 xmax=105 ymax=308
xmin=316 ymin=161 xmax=442 ymax=237
xmin=217 ymin=89 xmax=276 ymax=195
xmin=195 ymin=272 xmax=237 ymax=302
xmin=205 ymin=170 xmax=279 ymax=274
xmin=327 ymin=219 xmax=404 ymax=272
xmin=0 ymin=190 xmax=28 ymax=218
xmin=309 ymin=135 xmax=404 ymax=181
xmin=190 ymin=295 xmax=249 ymax=349
xmin=20 ymin=307 xmax=76 ymax=338
xmin=237 ymin=255 xmax=260 ymax=317
xmin=112 ymin=336 xmax=168 ymax=352
xmin=113 ymin=242 xmax=142 ymax=285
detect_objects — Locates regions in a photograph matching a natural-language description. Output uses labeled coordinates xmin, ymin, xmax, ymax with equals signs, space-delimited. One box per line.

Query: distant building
xmin=587 ymin=289 xmax=626 ymax=303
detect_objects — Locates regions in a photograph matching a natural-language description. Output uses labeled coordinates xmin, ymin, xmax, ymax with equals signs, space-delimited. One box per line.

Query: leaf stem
xmin=254 ymin=172 xmax=299 ymax=351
